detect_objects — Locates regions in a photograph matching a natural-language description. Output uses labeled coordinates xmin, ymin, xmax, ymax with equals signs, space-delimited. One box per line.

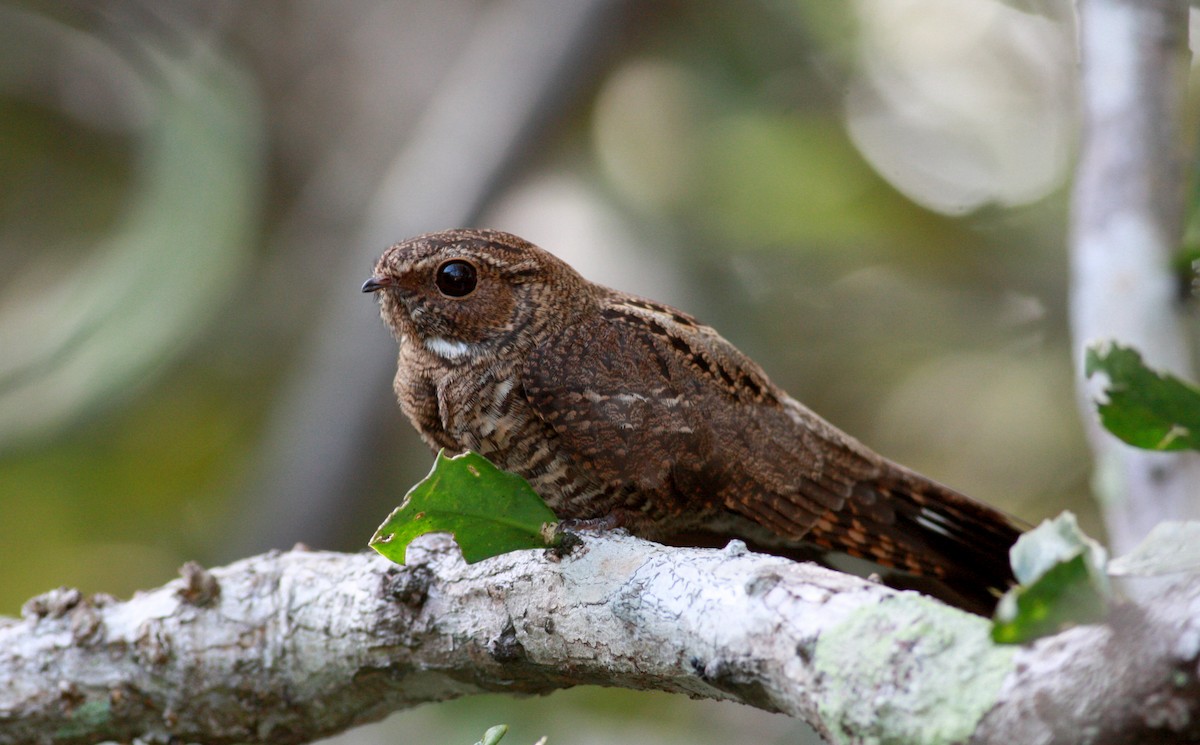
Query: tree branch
xmin=3 ymin=534 xmax=1199 ymax=744
xmin=1070 ymin=0 xmax=1200 ymax=552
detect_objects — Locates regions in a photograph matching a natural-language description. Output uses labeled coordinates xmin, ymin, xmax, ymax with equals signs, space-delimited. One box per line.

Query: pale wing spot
xmin=914 ymin=508 xmax=954 ymax=539
xmin=493 ymin=378 xmax=515 ymax=406
xmin=655 ymin=425 xmax=693 ymax=434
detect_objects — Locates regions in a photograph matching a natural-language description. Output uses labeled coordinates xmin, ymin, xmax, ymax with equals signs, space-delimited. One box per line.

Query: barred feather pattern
xmin=368 ymin=229 xmax=1025 ymax=613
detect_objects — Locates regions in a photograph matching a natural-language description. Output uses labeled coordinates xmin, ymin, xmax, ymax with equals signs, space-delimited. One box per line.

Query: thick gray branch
xmin=1069 ymin=0 xmax=1200 ymax=552
xmin=2 ymin=534 xmax=1199 ymax=745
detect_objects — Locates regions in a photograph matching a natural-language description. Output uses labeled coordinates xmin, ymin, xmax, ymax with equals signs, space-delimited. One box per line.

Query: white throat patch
xmin=424 ymin=336 xmax=477 ymax=360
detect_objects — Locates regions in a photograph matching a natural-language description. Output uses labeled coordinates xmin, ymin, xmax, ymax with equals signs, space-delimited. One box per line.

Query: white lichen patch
xmin=812 ymin=594 xmax=1014 ymax=745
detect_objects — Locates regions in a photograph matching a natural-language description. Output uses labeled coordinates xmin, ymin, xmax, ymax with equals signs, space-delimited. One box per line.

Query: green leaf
xmin=1008 ymin=511 xmax=1108 ymax=587
xmin=1171 ymin=244 xmax=1200 ymax=301
xmin=1084 ymin=342 xmax=1200 ymax=451
xmin=476 ymin=724 xmax=509 ymax=745
xmin=991 ymin=554 xmax=1108 ymax=644
xmin=370 ymin=450 xmax=560 ymax=565
xmin=992 ymin=512 xmax=1110 ymax=644
xmin=1109 ymin=521 xmax=1200 ymax=577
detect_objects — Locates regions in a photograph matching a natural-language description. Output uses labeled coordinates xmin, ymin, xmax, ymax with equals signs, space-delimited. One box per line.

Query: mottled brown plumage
xmin=364 ymin=229 xmax=1024 ymax=612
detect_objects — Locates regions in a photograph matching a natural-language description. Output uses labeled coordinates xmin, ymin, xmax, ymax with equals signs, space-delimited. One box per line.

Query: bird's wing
xmin=520 ymin=303 xmax=883 ymax=537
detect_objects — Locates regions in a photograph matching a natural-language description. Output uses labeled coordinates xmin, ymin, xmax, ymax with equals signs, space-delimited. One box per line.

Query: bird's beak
xmin=361 ymin=276 xmax=390 ymax=293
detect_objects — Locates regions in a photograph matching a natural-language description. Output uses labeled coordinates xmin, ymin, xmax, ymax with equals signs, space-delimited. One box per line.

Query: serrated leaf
xmin=370 ymin=450 xmax=560 ymax=565
xmin=1085 ymin=342 xmax=1200 ymax=451
xmin=1109 ymin=521 xmax=1200 ymax=576
xmin=992 ymin=512 xmax=1110 ymax=644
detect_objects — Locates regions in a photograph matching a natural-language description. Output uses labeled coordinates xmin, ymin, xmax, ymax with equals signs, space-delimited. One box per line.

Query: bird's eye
xmin=435 ymin=260 xmax=478 ymax=297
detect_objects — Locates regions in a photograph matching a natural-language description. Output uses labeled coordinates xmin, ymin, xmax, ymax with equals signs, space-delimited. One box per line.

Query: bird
xmin=363 ymin=228 xmax=1024 ymax=613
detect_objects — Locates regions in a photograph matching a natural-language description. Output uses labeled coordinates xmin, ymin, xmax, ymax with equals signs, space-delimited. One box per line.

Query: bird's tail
xmin=808 ymin=465 xmax=1025 ymax=614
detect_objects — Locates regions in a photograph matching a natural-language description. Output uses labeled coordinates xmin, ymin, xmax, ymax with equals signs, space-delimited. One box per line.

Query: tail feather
xmin=824 ymin=470 xmax=1024 ymax=613
xmin=666 ymin=467 xmax=1024 ymax=615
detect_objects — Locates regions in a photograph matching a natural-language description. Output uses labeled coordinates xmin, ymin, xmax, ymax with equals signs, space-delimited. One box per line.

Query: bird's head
xmin=363 ymin=229 xmax=593 ymax=362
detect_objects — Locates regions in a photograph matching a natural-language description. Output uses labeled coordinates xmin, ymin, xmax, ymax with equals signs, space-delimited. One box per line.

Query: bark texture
xmin=2 ymin=534 xmax=1199 ymax=745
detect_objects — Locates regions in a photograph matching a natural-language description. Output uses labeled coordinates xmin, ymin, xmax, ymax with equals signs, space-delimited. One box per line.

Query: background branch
xmin=233 ymin=0 xmax=623 ymax=556
xmin=1070 ymin=0 xmax=1200 ymax=552
xmin=3 ymin=534 xmax=1199 ymax=745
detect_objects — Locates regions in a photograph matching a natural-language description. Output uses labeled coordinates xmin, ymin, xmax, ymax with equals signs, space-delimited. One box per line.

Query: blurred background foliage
xmin=0 ymin=0 xmax=1094 ymax=742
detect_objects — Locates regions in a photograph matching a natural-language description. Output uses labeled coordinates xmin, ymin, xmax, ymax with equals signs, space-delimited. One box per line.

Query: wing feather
xmin=521 ymin=307 xmax=881 ymax=538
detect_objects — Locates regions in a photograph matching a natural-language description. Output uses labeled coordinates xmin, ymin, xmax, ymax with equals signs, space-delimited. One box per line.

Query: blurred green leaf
xmin=992 ymin=512 xmax=1110 ymax=644
xmin=991 ymin=553 xmax=1108 ymax=644
xmin=1171 ymin=244 xmax=1200 ymax=302
xmin=697 ymin=115 xmax=886 ymax=248
xmin=476 ymin=724 xmax=509 ymax=745
xmin=1007 ymin=511 xmax=1108 ymax=587
xmin=1084 ymin=343 xmax=1200 ymax=451
xmin=1108 ymin=521 xmax=1200 ymax=577
xmin=370 ymin=451 xmax=560 ymax=565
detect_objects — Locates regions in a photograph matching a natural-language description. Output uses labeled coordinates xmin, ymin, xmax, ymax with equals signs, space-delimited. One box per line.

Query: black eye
xmin=435 ymin=260 xmax=477 ymax=297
